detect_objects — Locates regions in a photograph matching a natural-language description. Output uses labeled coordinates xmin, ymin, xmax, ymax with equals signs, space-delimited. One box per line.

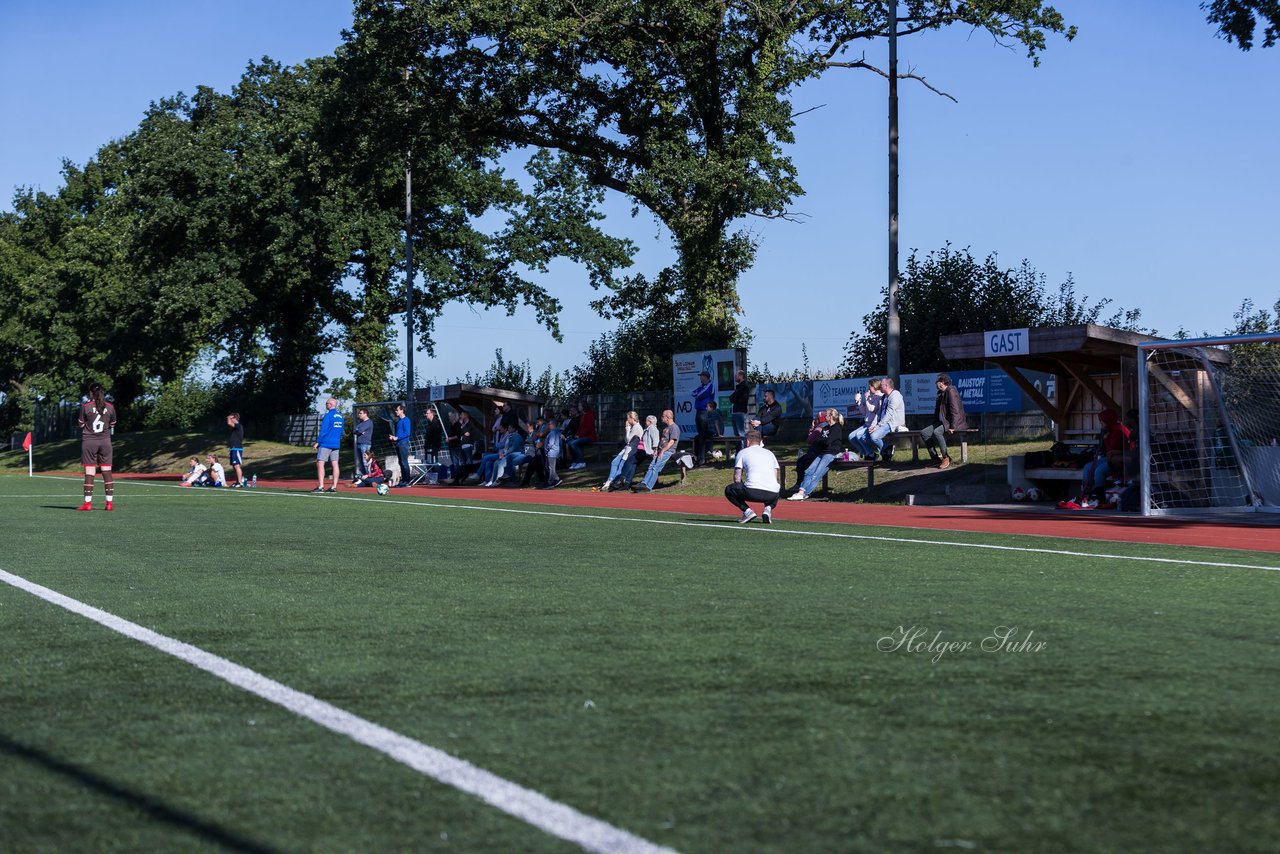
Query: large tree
xmin=344 ymin=1 xmax=1074 ymax=388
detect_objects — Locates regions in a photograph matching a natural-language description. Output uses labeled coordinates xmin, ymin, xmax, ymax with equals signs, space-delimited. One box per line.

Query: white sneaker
xmin=787 ymin=490 xmax=806 ymax=501
xmin=762 ymin=507 xmax=772 ymax=524
xmin=739 ymin=509 xmax=757 ymax=524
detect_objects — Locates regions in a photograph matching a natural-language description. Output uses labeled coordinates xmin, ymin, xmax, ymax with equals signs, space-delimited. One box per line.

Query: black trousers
xmin=725 ymin=482 xmax=780 ymax=512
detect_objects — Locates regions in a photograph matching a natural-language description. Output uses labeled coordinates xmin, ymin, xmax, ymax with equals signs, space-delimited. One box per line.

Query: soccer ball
xmin=376 ymin=482 xmax=389 ymax=495
xmin=1026 ymin=486 xmax=1044 ymax=502
xmin=711 ymin=449 xmax=725 ymax=462
xmin=1011 ymin=486 xmax=1028 ymax=501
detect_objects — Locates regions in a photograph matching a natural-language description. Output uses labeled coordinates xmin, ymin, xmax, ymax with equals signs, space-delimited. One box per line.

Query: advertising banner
xmin=813 ymin=368 xmax=1055 ymax=419
xmin=813 ymin=377 xmax=878 ymax=421
xmin=672 ymin=349 xmax=745 ymax=440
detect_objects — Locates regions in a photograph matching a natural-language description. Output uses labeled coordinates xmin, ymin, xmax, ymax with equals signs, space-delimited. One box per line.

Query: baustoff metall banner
xmin=813 ymin=368 xmax=1054 ymax=419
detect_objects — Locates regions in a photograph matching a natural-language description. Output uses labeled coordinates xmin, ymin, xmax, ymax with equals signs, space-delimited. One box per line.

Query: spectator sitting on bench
xmin=616 ymin=415 xmax=659 ymax=491
xmin=602 ymin=410 xmax=643 ymax=491
xmin=788 ymin=410 xmax=844 ymax=501
xmin=479 ymin=424 xmax=516 ymax=486
xmin=567 ymin=400 xmax=597 ymax=470
xmin=488 ymin=422 xmax=529 ymax=486
xmin=751 ymin=388 xmax=782 ymax=439
xmin=491 ymin=422 xmax=532 ymax=486
xmin=921 ymin=372 xmax=968 ymax=470
xmin=849 ymin=376 xmax=903 ymax=462
xmin=634 ymin=410 xmax=680 ymax=492
xmin=847 ymin=378 xmax=884 ymax=459
xmin=694 ymin=400 xmax=724 ymax=465
xmin=795 ymin=414 xmax=826 ymax=481
xmin=520 ymin=416 xmax=551 ymax=487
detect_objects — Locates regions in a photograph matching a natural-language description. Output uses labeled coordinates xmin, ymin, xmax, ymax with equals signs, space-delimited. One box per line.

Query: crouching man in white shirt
xmin=725 ymin=430 xmax=780 ymax=524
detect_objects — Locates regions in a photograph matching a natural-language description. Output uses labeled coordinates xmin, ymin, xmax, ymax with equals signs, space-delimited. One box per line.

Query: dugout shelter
xmin=939 ymin=323 xmax=1227 ymax=441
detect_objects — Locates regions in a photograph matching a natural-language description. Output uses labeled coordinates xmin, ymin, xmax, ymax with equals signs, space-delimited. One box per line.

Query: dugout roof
xmin=413 ymin=384 xmax=546 ymax=430
xmin=939 ymin=323 xmax=1229 ymax=438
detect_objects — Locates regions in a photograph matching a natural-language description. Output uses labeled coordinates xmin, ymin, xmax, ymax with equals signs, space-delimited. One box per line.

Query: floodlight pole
xmin=886 ymin=1 xmax=901 ymax=385
xmin=403 ymin=67 xmax=415 ymax=409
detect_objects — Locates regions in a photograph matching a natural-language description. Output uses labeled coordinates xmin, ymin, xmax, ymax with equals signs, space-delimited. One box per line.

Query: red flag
xmin=22 ymin=432 xmax=32 ymax=451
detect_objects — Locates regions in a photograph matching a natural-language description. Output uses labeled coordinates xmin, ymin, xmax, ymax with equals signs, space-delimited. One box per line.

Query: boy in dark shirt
xmin=227 ymin=412 xmax=246 ymax=487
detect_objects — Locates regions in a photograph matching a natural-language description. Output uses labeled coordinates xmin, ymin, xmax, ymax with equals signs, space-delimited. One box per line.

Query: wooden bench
xmin=1007 ymin=455 xmax=1084 ymax=492
xmin=778 ymin=458 xmax=876 ymax=496
xmin=882 ymin=428 xmax=979 ymax=463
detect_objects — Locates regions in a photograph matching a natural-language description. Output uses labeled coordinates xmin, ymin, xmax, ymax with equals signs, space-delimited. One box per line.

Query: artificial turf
xmin=2 ymin=474 xmax=1278 ymax=852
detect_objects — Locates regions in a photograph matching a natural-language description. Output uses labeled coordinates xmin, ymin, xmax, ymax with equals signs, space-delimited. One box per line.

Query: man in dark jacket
xmin=921 ymin=373 xmax=968 ymax=469
xmin=751 ymin=388 xmax=783 ymax=439
xmin=729 ymin=370 xmax=751 ymax=448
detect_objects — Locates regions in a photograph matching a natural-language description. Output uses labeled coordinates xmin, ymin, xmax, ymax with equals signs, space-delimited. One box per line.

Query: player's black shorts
xmin=81 ymin=435 xmax=113 ymax=467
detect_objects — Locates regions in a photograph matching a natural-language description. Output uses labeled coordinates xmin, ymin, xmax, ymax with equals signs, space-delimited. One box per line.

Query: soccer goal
xmin=1137 ymin=333 xmax=1280 ymax=516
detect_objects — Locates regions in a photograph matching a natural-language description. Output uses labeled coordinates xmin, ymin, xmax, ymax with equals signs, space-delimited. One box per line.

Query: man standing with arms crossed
xmin=313 ymin=397 xmax=344 ymax=493
xmin=390 ymin=403 xmax=412 ymax=487
xmin=725 ymin=430 xmax=780 ymax=524
xmin=352 ymin=407 xmax=373 ymax=483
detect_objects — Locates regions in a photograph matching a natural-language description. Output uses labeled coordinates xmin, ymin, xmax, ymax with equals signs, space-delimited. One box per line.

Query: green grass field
xmin=2 ymin=473 xmax=1278 ymax=852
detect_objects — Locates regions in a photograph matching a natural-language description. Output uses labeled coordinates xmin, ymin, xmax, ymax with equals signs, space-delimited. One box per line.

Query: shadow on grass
xmin=0 ymin=733 xmax=281 ymax=853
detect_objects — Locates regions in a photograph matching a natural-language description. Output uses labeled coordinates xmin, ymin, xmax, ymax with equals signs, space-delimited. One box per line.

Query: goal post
xmin=1137 ymin=333 xmax=1280 ymax=516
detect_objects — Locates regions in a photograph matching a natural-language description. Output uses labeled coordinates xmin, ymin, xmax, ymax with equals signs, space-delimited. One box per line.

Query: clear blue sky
xmin=3 ymin=1 xmax=1277 ymax=388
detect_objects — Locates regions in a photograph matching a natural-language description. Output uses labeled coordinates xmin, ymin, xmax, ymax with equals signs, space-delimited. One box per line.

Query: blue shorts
xmin=229 ymin=448 xmax=244 ymax=467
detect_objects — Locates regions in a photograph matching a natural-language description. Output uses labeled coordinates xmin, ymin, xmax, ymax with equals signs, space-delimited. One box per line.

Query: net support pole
xmin=1137 ymin=348 xmax=1151 ymax=516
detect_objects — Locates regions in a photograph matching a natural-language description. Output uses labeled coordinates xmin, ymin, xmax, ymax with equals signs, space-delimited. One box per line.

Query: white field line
xmin=0 ymin=567 xmax=674 ymax=854
xmin=24 ymin=475 xmax=1280 ymax=573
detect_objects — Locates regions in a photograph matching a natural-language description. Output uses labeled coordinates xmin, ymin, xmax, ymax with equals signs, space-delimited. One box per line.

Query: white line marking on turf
xmin=325 ymin=494 xmax=1280 ymax=573
xmin=0 ymin=568 xmax=674 ymax=854
xmin=27 ymin=474 xmax=1280 ymax=572
xmin=261 ymin=490 xmax=1280 ymax=573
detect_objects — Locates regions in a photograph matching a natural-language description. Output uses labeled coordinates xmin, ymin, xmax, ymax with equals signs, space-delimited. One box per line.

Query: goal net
xmin=1138 ymin=334 xmax=1280 ymax=515
xmin=353 ymin=400 xmax=478 ymax=484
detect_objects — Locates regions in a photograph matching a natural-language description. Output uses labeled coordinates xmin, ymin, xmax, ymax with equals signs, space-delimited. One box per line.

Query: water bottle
xmin=251 ymin=474 xmax=257 ymax=488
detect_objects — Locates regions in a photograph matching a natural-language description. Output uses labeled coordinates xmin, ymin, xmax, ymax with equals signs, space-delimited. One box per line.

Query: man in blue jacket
xmin=390 ymin=403 xmax=412 ymax=487
xmin=313 ymin=397 xmax=345 ymax=493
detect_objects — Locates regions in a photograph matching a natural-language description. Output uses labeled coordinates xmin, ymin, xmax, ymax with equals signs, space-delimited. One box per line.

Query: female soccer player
xmin=77 ymin=382 xmax=117 ymax=511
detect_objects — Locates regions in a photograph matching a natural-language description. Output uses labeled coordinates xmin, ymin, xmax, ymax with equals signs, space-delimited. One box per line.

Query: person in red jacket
xmin=567 ymin=400 xmax=597 ymax=470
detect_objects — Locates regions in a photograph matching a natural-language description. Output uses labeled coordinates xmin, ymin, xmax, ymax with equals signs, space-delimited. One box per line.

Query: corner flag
xmin=22 ymin=432 xmax=32 ymax=451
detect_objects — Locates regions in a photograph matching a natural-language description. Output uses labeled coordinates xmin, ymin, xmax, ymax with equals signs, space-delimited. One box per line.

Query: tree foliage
xmin=1202 ymin=0 xmax=1280 ymax=50
xmin=340 ymin=1 xmax=1075 ymax=390
xmin=840 ymin=244 xmax=1150 ymax=376
xmin=0 ymin=37 xmax=635 ymax=434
